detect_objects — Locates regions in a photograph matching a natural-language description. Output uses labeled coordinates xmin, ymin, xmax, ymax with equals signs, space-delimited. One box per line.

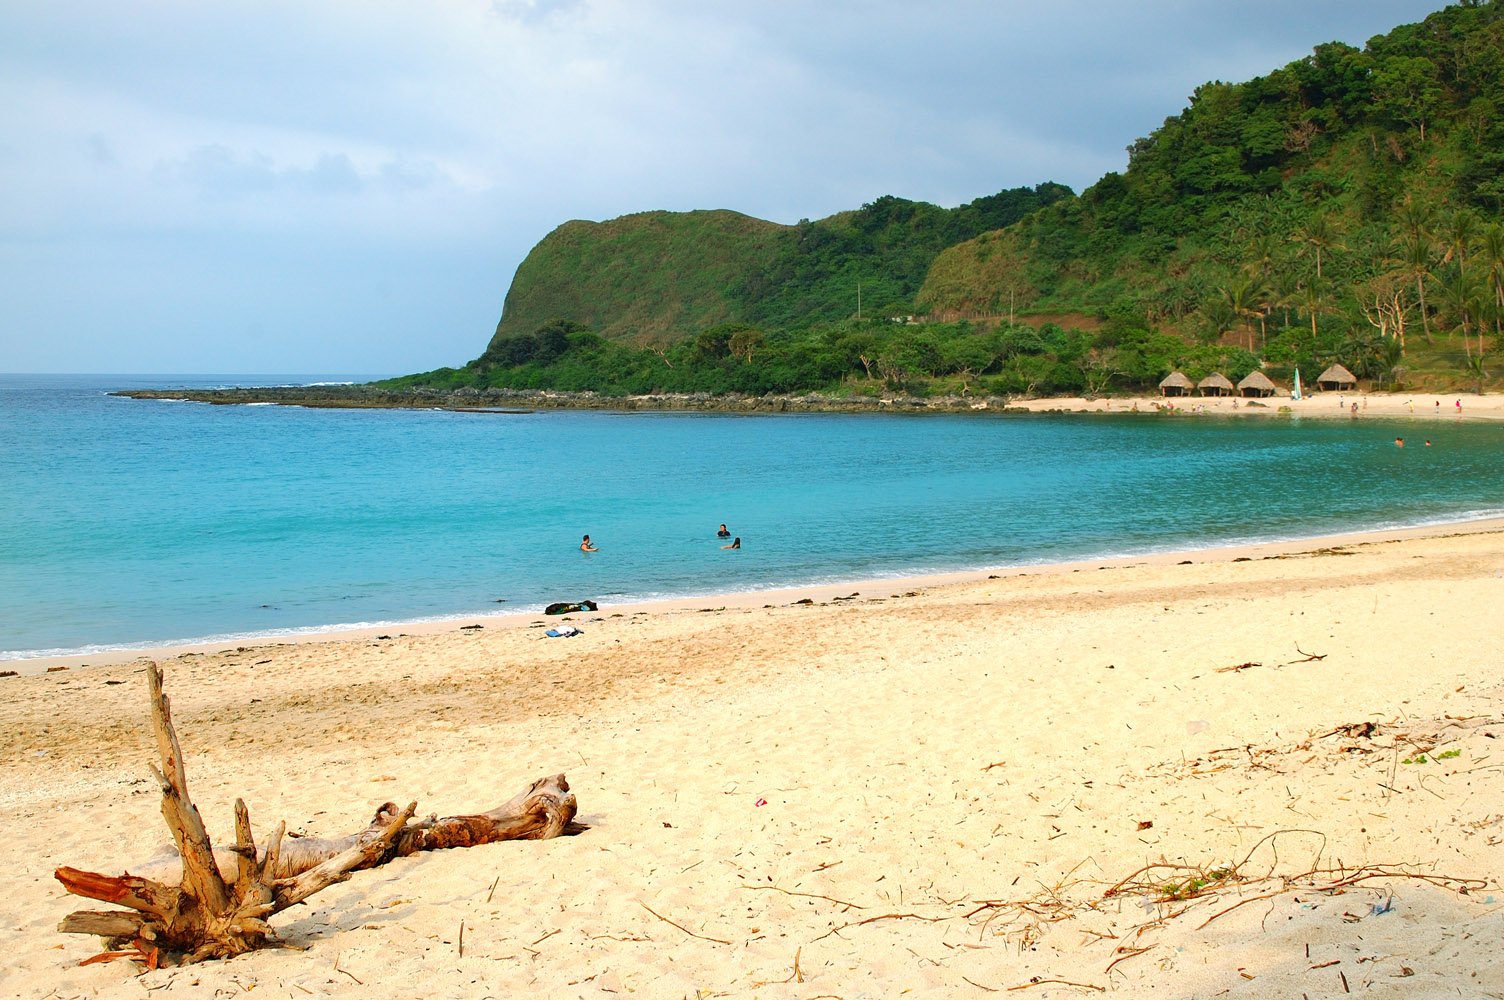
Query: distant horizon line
xmin=0 ymin=370 xmax=402 ymax=378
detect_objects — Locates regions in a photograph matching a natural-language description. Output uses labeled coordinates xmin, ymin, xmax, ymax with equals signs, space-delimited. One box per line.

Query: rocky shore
xmin=112 ymin=384 xmax=1504 ymax=421
xmin=111 ymin=384 xmax=1013 ymax=413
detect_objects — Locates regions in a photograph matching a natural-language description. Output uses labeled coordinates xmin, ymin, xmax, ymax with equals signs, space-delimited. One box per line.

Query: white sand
xmin=2 ymin=522 xmax=1502 ymax=998
xmin=1004 ymin=389 xmax=1504 ymax=422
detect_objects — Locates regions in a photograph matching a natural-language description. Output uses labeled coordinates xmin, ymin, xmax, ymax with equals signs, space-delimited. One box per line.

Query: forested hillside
xmin=393 ymin=0 xmax=1504 ymax=400
xmin=487 ymin=185 xmax=1070 ymax=348
xmin=920 ymin=0 xmax=1504 ymax=384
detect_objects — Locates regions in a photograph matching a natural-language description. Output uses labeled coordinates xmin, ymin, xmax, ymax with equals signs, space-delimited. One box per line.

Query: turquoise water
xmin=2 ymin=373 xmax=1501 ymax=658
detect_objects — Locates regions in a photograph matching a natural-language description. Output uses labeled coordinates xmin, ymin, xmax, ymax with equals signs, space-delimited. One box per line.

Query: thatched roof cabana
xmin=1317 ymin=363 xmax=1358 ymax=391
xmin=1159 ymin=371 xmax=1194 ymax=397
xmin=1237 ymin=370 xmax=1278 ymax=397
xmin=1198 ymin=373 xmax=1234 ymax=397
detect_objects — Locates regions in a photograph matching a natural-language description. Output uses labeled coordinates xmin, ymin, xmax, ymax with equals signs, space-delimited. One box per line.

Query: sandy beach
xmin=1004 ymin=389 xmax=1504 ymax=422
xmin=3 ymin=521 xmax=1502 ymax=998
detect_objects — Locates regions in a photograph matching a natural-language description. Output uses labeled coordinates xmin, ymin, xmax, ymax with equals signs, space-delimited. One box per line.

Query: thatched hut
xmin=1237 ymin=371 xmax=1278 ymax=397
xmin=1317 ymin=364 xmax=1358 ymax=391
xmin=1159 ymin=371 xmax=1194 ymax=397
xmin=1198 ymin=373 xmax=1234 ymax=397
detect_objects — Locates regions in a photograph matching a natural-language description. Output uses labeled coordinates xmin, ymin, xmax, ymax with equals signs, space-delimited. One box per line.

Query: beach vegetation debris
xmin=1402 ymin=748 xmax=1460 ymax=764
xmin=1320 ymin=721 xmax=1380 ymax=740
xmin=55 ymin=662 xmax=582 ymax=969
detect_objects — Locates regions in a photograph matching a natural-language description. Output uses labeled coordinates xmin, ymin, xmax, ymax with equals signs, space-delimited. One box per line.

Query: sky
xmin=0 ymin=1 xmax=1449 ymax=375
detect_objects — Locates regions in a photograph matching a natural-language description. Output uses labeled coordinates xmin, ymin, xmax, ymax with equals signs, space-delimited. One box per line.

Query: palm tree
xmin=1465 ymin=353 xmax=1488 ymax=394
xmin=1440 ymin=208 xmax=1479 ymax=267
xmin=1480 ymin=223 xmax=1504 ymax=341
xmin=1243 ymin=233 xmax=1281 ymax=281
xmin=1341 ymin=328 xmax=1399 ymax=382
xmin=1221 ymin=277 xmax=1265 ymax=351
xmin=1395 ymin=195 xmax=1434 ymax=247
xmin=1202 ymin=298 xmax=1238 ymax=347
xmin=1269 ymin=271 xmax=1301 ymax=329
xmin=1435 ymin=265 xmax=1484 ymax=360
xmin=1294 ymin=213 xmax=1343 ymax=280
xmin=1398 ymin=234 xmax=1435 ymax=344
xmin=1297 ymin=277 xmax=1333 ymax=344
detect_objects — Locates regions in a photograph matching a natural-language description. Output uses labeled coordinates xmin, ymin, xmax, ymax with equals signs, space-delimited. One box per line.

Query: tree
xmin=1435 ymin=266 xmax=1484 ymax=360
xmin=1395 ymin=194 xmax=1434 ymax=246
xmin=1360 ymin=276 xmax=1411 ymax=356
xmin=1397 ymin=234 xmax=1436 ymax=343
xmin=728 ymin=327 xmax=765 ymax=364
xmin=1220 ymin=277 xmax=1266 ymax=350
xmin=1481 ymin=224 xmax=1504 ymax=340
xmin=1466 ymin=353 xmax=1488 ymax=394
xmin=1294 ymin=213 xmax=1343 ymax=280
xmin=1080 ymin=348 xmax=1125 ymax=397
xmin=1296 ymin=276 xmax=1335 ymax=347
xmin=1243 ymin=232 xmax=1282 ymax=283
xmin=1371 ymin=55 xmax=1443 ymax=142
xmin=1341 ymin=327 xmax=1402 ymax=382
xmin=1440 ymin=208 xmax=1480 ymax=268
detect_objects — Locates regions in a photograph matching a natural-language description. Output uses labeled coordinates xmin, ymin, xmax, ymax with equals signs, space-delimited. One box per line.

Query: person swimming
xmin=721 ymin=536 xmax=741 ymax=550
xmin=717 ymin=523 xmax=731 ymax=538
xmin=580 ymin=534 xmax=598 ymax=552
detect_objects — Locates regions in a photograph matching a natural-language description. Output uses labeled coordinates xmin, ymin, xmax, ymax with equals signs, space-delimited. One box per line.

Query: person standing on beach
xmin=580 ymin=534 xmax=598 ymax=552
xmin=1457 ymin=399 xmax=1463 ymax=415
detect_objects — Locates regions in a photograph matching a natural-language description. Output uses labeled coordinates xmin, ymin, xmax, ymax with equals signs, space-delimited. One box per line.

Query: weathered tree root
xmin=56 ymin=662 xmax=580 ymax=967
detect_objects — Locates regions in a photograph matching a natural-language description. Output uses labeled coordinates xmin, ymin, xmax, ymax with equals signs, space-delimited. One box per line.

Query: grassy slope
xmin=491 ymin=210 xmax=794 ymax=348
xmin=487 ymin=186 xmax=1074 ymax=357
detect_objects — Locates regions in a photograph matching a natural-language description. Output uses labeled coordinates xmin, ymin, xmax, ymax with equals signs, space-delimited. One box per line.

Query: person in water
xmin=580 ymin=534 xmax=598 ymax=552
xmin=722 ymin=536 xmax=741 ymax=550
xmin=717 ymin=523 xmax=731 ymax=538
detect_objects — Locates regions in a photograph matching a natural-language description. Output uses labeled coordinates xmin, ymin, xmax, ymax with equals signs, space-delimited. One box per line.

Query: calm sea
xmin=3 ymin=373 xmax=1501 ymax=659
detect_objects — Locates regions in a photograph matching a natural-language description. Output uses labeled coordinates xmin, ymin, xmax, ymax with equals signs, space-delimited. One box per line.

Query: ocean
xmin=3 ymin=373 xmax=1501 ymax=659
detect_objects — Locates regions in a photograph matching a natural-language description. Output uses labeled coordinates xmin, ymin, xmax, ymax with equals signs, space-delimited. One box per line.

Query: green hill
xmin=920 ymin=0 xmax=1504 ymax=370
xmin=400 ymin=0 xmax=1503 ymax=400
xmin=485 ymin=186 xmax=1072 ymax=355
xmin=491 ymin=210 xmax=790 ymax=347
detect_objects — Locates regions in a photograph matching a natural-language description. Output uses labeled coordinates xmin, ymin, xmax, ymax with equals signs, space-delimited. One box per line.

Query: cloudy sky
xmin=1 ymin=1 xmax=1446 ymax=375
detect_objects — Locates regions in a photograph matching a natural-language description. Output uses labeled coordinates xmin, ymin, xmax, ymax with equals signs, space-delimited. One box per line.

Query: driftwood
xmin=56 ymin=662 xmax=580 ymax=968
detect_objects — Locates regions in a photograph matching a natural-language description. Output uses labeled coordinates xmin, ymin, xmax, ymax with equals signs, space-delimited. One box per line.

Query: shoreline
xmin=5 ymin=501 xmax=1502 ymax=996
xmin=111 ymin=384 xmax=1504 ymax=422
xmin=12 ymin=513 xmax=1504 ymax=674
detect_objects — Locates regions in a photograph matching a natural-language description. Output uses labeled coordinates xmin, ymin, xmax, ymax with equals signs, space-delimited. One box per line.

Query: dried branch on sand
xmin=56 ymin=662 xmax=581 ymax=968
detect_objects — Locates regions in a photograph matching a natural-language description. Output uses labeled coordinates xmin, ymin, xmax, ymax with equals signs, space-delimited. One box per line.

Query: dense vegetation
xmin=488 ymin=185 xmax=1071 ymax=347
xmin=392 ymin=1 xmax=1504 ymax=400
